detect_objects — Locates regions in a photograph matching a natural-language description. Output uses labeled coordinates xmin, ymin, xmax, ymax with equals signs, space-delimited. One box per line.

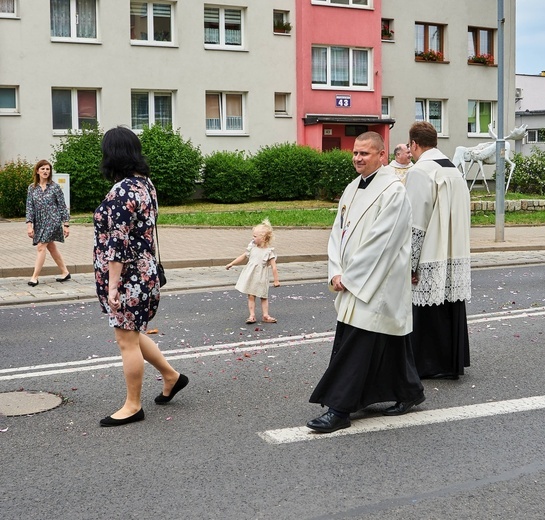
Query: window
xmin=312 ymin=0 xmax=370 ymax=7
xmin=130 ymin=2 xmax=173 ymax=43
xmin=0 ymin=87 xmax=18 ymax=114
xmin=526 ymin=129 xmax=545 ymax=143
xmin=204 ymin=6 xmax=243 ymax=48
xmin=468 ymin=100 xmax=494 ymax=134
xmin=274 ymin=93 xmax=290 ymax=116
xmin=273 ymin=10 xmax=291 ymax=34
xmin=381 ymin=97 xmax=390 ymax=118
xmin=131 ymin=91 xmax=173 ymax=130
xmin=468 ymin=27 xmax=493 ymax=59
xmin=50 ymin=0 xmax=97 ymax=40
xmin=52 ymin=88 xmax=98 ymax=131
xmin=312 ymin=46 xmax=370 ymax=89
xmin=415 ymin=99 xmax=444 ymax=134
xmin=0 ymin=0 xmax=16 ymax=17
xmin=381 ymin=19 xmax=394 ymax=39
xmin=415 ymin=22 xmax=444 ymax=55
xmin=206 ymin=92 xmax=245 ymax=133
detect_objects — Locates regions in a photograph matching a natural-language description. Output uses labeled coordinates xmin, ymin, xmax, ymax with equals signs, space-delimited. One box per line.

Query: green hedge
xmin=318 ymin=148 xmax=357 ymax=200
xmin=140 ymin=124 xmax=203 ymax=205
xmin=0 ymin=159 xmax=34 ymax=218
xmin=510 ymin=149 xmax=545 ymax=194
xmin=52 ymin=126 xmax=108 ymax=212
xmin=253 ymin=143 xmax=322 ymax=200
xmin=203 ymin=150 xmax=260 ymax=203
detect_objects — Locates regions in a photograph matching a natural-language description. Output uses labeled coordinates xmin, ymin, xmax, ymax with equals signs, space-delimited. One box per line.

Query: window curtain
xmin=77 ymin=90 xmax=97 ymax=128
xmin=428 ymin=25 xmax=440 ymax=52
xmin=415 ymin=24 xmax=425 ymax=54
xmin=330 ymin=47 xmax=349 ymax=86
xmin=76 ymin=0 xmax=96 ymax=38
xmin=479 ymin=30 xmax=490 ymax=55
xmin=154 ymin=93 xmax=172 ymax=127
xmin=225 ymin=94 xmax=242 ymax=130
xmin=467 ymin=101 xmax=477 ymax=132
xmin=0 ymin=0 xmax=15 ymax=13
xmin=429 ymin=101 xmax=442 ymax=133
xmin=467 ymin=30 xmax=476 ymax=58
xmin=206 ymin=93 xmax=221 ymax=130
xmin=51 ymin=0 xmax=71 ymax=37
xmin=131 ymin=92 xmax=149 ymax=129
xmin=312 ymin=47 xmax=327 ymax=84
xmin=479 ymin=102 xmax=491 ymax=132
xmin=415 ymin=100 xmax=425 ymax=121
xmin=224 ymin=9 xmax=241 ymax=45
xmin=352 ymin=49 xmax=368 ymax=86
xmin=204 ymin=7 xmax=219 ymax=44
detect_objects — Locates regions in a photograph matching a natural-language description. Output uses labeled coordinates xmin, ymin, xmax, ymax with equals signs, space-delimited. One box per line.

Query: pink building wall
xmin=295 ymin=0 xmax=389 ymax=153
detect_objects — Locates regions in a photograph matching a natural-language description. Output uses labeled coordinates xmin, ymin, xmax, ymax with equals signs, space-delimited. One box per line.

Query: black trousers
xmin=309 ymin=322 xmax=424 ymax=414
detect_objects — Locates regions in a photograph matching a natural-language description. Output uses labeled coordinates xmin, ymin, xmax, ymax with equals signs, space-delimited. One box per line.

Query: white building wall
xmin=381 ymin=0 xmax=516 ymax=171
xmin=0 ymin=0 xmax=297 ymax=165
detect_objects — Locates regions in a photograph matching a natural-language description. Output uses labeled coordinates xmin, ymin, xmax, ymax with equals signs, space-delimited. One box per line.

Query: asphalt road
xmin=1 ymin=265 xmax=545 ymax=520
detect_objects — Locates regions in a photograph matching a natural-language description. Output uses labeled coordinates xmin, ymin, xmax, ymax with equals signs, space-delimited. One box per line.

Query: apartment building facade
xmin=515 ymin=73 xmax=545 ymax=155
xmin=0 ymin=0 xmax=516 ymax=170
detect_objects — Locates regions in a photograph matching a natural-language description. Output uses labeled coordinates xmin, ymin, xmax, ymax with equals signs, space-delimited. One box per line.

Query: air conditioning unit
xmin=515 ymin=87 xmax=523 ymax=98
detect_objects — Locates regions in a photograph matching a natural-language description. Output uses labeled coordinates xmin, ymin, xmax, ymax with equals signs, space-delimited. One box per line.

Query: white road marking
xmin=0 ymin=331 xmax=334 ymax=381
xmin=258 ymin=395 xmax=545 ymax=444
xmin=1 ymin=305 xmax=543 ymax=382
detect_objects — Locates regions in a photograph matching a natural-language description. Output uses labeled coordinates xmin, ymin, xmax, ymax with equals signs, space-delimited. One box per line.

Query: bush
xmin=52 ymin=126 xmax=108 ymax=212
xmin=318 ymin=148 xmax=357 ymax=200
xmin=140 ymin=124 xmax=203 ymax=205
xmin=203 ymin=150 xmax=260 ymax=203
xmin=0 ymin=159 xmax=34 ymax=218
xmin=510 ymin=148 xmax=545 ymax=194
xmin=253 ymin=143 xmax=321 ymax=200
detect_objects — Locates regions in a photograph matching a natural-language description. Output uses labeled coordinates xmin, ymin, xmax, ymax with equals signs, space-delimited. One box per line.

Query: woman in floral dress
xmin=25 ymin=160 xmax=71 ymax=286
xmin=94 ymin=126 xmax=188 ymax=427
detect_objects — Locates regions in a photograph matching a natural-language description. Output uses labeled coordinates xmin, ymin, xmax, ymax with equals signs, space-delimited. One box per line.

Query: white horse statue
xmin=452 ymin=124 xmax=527 ymax=193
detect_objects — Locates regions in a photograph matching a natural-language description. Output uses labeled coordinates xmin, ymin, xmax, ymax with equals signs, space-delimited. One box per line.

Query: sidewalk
xmin=1 ymin=221 xmax=544 ymax=306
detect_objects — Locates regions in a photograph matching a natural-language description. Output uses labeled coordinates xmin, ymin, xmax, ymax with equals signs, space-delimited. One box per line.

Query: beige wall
xmin=381 ymin=0 xmax=516 ymax=166
xmin=0 ymin=0 xmax=297 ymax=164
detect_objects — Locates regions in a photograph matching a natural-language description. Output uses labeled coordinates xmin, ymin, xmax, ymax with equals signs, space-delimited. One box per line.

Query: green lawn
xmin=69 ymin=196 xmax=545 ymax=228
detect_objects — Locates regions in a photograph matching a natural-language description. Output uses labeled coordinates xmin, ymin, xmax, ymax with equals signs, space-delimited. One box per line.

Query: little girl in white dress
xmin=226 ymin=219 xmax=280 ymax=324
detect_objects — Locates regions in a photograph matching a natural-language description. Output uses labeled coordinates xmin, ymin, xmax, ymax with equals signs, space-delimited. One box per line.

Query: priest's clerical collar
xmin=358 ymin=171 xmax=377 ymax=189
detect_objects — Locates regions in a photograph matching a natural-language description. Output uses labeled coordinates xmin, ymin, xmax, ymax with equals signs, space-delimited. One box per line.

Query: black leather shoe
xmin=27 ymin=280 xmax=39 ymax=287
xmin=155 ymin=373 xmax=189 ymax=404
xmin=56 ymin=273 xmax=71 ymax=282
xmin=100 ymin=408 xmax=145 ymax=427
xmin=383 ymin=395 xmax=425 ymax=416
xmin=427 ymin=373 xmax=459 ymax=380
xmin=307 ymin=411 xmax=351 ymax=433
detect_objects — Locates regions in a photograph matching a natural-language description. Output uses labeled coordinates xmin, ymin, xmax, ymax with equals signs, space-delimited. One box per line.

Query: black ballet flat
xmin=99 ymin=408 xmax=145 ymax=427
xmin=56 ymin=273 xmax=71 ymax=282
xmin=27 ymin=280 xmax=39 ymax=287
xmin=155 ymin=374 xmax=189 ymax=405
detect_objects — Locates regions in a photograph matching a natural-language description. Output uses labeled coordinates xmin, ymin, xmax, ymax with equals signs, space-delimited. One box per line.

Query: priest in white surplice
xmin=404 ymin=121 xmax=471 ymax=380
xmin=307 ymin=132 xmax=425 ymax=434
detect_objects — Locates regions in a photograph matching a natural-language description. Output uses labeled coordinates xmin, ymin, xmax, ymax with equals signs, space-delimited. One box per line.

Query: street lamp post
xmin=495 ymin=0 xmax=506 ymax=241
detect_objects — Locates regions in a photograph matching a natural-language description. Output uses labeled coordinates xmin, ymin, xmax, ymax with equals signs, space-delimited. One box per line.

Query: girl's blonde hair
xmin=253 ymin=218 xmax=274 ymax=247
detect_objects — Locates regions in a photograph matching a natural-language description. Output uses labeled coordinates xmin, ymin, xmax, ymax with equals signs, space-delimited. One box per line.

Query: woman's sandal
xmin=262 ymin=316 xmax=277 ymax=323
xmin=246 ymin=317 xmax=257 ymax=324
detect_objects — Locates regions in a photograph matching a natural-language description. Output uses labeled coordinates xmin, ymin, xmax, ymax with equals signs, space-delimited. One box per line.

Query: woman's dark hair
xmin=101 ymin=126 xmax=150 ymax=182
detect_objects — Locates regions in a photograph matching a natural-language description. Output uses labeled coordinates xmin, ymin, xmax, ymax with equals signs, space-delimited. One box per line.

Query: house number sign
xmin=336 ymin=95 xmax=351 ymax=108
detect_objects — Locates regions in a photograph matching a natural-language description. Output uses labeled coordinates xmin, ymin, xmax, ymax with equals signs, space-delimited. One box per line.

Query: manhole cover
xmin=0 ymin=391 xmax=63 ymax=417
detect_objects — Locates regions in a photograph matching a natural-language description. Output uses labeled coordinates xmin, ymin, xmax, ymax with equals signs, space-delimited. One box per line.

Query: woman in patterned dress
xmin=25 ymin=159 xmax=71 ymax=287
xmin=94 ymin=126 xmax=188 ymax=427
